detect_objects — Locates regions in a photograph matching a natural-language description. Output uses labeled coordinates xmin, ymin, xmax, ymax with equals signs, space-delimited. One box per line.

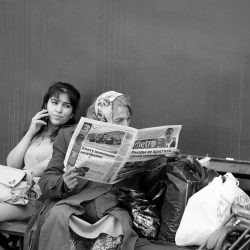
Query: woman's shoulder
xmin=56 ymin=124 xmax=77 ymax=143
xmin=61 ymin=124 xmax=77 ymax=133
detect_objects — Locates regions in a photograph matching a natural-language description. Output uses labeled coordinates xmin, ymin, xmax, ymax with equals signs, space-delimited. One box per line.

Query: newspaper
xmin=64 ymin=117 xmax=182 ymax=184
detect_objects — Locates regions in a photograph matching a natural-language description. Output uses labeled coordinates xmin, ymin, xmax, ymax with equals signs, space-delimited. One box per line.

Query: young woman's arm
xmin=6 ymin=131 xmax=34 ymax=168
xmin=6 ymin=110 xmax=47 ymax=169
xmin=25 ymin=157 xmax=52 ymax=177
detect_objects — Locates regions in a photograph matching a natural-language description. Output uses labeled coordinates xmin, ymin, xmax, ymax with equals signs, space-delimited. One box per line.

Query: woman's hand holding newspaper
xmin=63 ymin=168 xmax=79 ymax=190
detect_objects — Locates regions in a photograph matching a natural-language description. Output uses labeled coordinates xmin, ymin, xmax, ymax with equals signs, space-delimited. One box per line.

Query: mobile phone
xmin=41 ymin=105 xmax=48 ymax=123
xmin=41 ymin=115 xmax=48 ymax=123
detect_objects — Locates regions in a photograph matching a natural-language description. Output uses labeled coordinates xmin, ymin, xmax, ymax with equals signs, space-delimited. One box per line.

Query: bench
xmin=0 ymin=220 xmax=27 ymax=250
xmin=0 ymin=157 xmax=250 ymax=250
xmin=204 ymin=157 xmax=250 ymax=193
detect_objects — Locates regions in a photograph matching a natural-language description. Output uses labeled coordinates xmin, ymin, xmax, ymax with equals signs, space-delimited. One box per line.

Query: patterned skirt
xmin=70 ymin=228 xmax=123 ymax=250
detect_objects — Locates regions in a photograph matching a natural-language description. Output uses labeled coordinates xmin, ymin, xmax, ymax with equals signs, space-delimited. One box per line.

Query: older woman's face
xmin=112 ymin=105 xmax=131 ymax=127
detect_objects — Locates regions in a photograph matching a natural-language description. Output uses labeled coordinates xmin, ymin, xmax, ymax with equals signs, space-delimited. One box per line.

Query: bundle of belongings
xmin=68 ymin=155 xmax=250 ymax=250
xmin=122 ymin=156 xmax=250 ymax=249
xmin=175 ymin=171 xmax=250 ymax=250
xmin=116 ymin=155 xmax=220 ymax=248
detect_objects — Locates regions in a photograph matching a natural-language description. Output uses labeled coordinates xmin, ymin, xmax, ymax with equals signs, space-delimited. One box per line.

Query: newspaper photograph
xmin=64 ymin=117 xmax=182 ymax=184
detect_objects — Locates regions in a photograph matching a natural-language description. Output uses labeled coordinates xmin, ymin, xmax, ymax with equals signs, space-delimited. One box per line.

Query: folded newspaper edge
xmin=63 ymin=117 xmax=182 ymax=184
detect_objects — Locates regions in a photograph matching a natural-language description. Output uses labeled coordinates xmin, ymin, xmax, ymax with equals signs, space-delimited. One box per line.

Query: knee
xmin=0 ymin=202 xmax=27 ymax=222
xmin=45 ymin=205 xmax=65 ymax=223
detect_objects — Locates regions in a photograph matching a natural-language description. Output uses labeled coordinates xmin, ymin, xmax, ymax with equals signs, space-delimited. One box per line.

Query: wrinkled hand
xmin=63 ymin=168 xmax=79 ymax=191
xmin=166 ymin=148 xmax=181 ymax=158
xmin=173 ymin=148 xmax=181 ymax=156
xmin=28 ymin=109 xmax=48 ymax=136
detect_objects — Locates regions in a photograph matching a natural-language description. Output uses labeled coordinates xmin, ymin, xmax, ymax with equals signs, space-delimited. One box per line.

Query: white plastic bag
xmin=234 ymin=186 xmax=250 ymax=210
xmin=175 ymin=173 xmax=239 ymax=246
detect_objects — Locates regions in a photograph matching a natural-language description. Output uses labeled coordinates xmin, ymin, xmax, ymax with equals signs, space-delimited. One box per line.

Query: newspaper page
xmin=115 ymin=125 xmax=182 ymax=181
xmin=64 ymin=117 xmax=182 ymax=184
xmin=129 ymin=125 xmax=182 ymax=162
xmin=64 ymin=117 xmax=138 ymax=184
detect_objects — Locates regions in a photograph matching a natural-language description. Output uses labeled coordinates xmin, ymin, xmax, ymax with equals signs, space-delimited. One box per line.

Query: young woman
xmin=24 ymin=91 xmax=138 ymax=250
xmin=0 ymin=82 xmax=80 ymax=222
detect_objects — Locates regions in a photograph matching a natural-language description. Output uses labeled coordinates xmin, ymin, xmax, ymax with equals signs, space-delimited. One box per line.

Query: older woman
xmin=24 ymin=91 xmax=138 ymax=250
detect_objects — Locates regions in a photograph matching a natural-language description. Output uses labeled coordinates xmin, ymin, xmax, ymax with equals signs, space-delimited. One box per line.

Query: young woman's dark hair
xmin=37 ymin=82 xmax=81 ymax=140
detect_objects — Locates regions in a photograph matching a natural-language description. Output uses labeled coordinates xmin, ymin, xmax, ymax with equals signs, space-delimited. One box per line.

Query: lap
xmin=0 ymin=202 xmax=31 ymax=222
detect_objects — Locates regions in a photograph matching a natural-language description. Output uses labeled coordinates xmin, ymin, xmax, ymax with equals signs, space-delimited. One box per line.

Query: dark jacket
xmin=24 ymin=125 xmax=138 ymax=250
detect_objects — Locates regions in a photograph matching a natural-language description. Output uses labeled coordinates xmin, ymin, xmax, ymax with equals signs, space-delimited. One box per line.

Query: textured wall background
xmin=0 ymin=0 xmax=250 ymax=164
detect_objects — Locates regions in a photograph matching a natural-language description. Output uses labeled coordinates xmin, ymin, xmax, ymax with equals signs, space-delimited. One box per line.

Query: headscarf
xmin=94 ymin=91 xmax=123 ymax=123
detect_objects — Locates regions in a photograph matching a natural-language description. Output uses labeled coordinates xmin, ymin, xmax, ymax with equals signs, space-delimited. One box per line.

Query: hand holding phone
xmin=41 ymin=112 xmax=49 ymax=123
xmin=40 ymin=104 xmax=48 ymax=123
xmin=28 ymin=109 xmax=49 ymax=136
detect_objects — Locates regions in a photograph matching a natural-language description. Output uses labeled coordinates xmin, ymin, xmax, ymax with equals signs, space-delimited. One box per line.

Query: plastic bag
xmin=234 ymin=186 xmax=250 ymax=210
xmin=158 ymin=156 xmax=218 ymax=242
xmin=175 ymin=173 xmax=239 ymax=246
xmin=117 ymin=184 xmax=165 ymax=239
xmin=131 ymin=156 xmax=218 ymax=242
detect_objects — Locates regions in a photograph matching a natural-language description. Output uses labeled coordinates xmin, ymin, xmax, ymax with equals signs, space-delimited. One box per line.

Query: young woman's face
xmin=46 ymin=92 xmax=73 ymax=126
xmin=112 ymin=104 xmax=131 ymax=127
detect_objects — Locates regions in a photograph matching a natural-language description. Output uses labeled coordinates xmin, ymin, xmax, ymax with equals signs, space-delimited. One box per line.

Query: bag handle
xmin=186 ymin=156 xmax=206 ymax=184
